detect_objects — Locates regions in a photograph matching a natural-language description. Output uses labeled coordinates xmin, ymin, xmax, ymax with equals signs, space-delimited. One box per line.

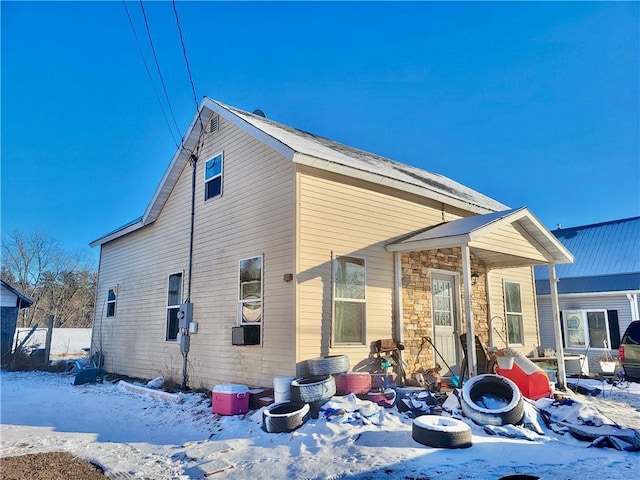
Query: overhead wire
xmin=171 ymin=0 xmax=204 ymax=133
xmin=122 ymin=0 xmax=180 ymax=148
xmin=138 ymin=0 xmax=183 ymax=142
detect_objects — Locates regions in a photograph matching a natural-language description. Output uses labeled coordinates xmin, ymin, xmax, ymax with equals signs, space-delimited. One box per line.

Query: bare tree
xmin=1 ymin=231 xmax=96 ymax=328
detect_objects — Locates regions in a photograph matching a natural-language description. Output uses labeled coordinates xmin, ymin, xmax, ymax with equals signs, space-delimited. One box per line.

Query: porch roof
xmin=385 ymin=207 xmax=574 ymax=269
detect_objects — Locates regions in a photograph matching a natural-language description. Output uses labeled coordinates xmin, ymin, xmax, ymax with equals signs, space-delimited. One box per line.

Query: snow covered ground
xmin=1 ymin=370 xmax=639 ymax=480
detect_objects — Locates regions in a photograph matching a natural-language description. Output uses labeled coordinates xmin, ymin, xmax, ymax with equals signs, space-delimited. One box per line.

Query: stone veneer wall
xmin=401 ymin=248 xmax=489 ymax=378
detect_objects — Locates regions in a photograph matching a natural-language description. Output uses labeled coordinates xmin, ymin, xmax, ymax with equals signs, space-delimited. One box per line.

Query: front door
xmin=431 ymin=272 xmax=459 ymax=376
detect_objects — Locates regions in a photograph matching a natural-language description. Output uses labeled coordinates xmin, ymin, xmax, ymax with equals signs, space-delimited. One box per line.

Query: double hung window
xmin=204 ymin=152 xmax=223 ymax=200
xmin=333 ymin=255 xmax=366 ymax=345
xmin=504 ymin=281 xmax=523 ymax=345
xmin=166 ymin=273 xmax=183 ymax=341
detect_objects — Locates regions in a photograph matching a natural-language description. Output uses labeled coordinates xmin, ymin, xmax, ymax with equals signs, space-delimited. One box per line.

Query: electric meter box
xmin=178 ymin=302 xmax=193 ymax=329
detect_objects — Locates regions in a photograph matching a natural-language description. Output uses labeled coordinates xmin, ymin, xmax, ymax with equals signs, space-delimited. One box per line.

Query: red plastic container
xmin=335 ymin=372 xmax=372 ymax=395
xmin=495 ymin=355 xmax=552 ymax=400
xmin=212 ymin=384 xmax=249 ymax=415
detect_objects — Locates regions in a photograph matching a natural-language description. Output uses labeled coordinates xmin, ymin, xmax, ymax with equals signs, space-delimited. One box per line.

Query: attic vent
xmin=209 ymin=114 xmax=219 ymax=133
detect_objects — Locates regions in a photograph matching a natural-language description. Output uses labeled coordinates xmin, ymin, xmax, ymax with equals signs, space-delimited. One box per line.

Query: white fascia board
xmin=142 ymin=103 xmax=211 ymax=224
xmin=203 ymin=98 xmax=295 ymax=160
xmin=469 ymin=207 xmax=574 ymax=265
xmin=89 ymin=219 xmax=144 ymax=248
xmin=385 ymin=235 xmax=470 ymax=253
xmin=293 ymin=152 xmax=496 ymax=216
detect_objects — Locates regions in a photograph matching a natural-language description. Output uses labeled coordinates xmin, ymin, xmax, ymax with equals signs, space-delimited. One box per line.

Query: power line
xmin=138 ymin=0 xmax=182 ymax=140
xmin=171 ymin=0 xmax=203 ymax=133
xmin=122 ymin=0 xmax=179 ymax=148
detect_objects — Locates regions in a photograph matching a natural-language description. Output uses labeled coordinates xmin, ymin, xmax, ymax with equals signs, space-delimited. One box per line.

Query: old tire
xmin=290 ymin=376 xmax=336 ymax=403
xmin=460 ymin=374 xmax=524 ymax=426
xmin=307 ymin=355 xmax=350 ymax=376
xmin=412 ymin=415 xmax=472 ymax=448
xmin=263 ymin=402 xmax=310 ymax=433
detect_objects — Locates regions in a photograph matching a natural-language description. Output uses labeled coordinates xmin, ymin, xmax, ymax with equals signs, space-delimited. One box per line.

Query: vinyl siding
xmin=487 ymin=266 xmax=539 ymax=354
xmin=296 ymin=165 xmax=468 ymax=368
xmin=93 ymin=115 xmax=296 ymax=388
xmin=537 ymin=293 xmax=637 ymax=372
xmin=470 ymin=223 xmax=548 ymax=264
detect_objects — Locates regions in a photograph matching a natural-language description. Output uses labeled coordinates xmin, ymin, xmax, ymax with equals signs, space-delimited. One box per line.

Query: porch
xmin=385 ymin=207 xmax=574 ymax=387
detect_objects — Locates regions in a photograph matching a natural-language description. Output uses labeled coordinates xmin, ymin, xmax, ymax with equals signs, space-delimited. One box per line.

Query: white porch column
xmin=462 ymin=244 xmax=477 ymax=377
xmin=548 ymin=264 xmax=567 ymax=390
xmin=393 ymin=252 xmax=405 ymax=385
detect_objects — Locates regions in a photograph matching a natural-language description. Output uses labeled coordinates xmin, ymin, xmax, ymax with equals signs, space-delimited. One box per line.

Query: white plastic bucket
xmin=273 ymin=376 xmax=295 ymax=403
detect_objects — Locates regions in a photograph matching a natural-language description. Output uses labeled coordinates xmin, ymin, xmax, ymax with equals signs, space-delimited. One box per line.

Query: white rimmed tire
xmin=263 ymin=402 xmax=311 ymax=433
xmin=306 ymin=355 xmax=350 ymax=376
xmin=290 ymin=376 xmax=336 ymax=403
xmin=412 ymin=415 xmax=472 ymax=449
xmin=460 ymin=374 xmax=524 ymax=426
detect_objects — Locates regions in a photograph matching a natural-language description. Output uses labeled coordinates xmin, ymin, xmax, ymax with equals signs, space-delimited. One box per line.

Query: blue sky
xmin=2 ymin=1 xmax=638 ymax=263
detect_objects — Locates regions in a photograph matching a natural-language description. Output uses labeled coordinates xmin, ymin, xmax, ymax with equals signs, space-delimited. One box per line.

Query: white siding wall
xmin=296 ymin=166 xmax=467 ymax=369
xmin=93 ymin=116 xmax=296 ymax=388
xmin=1 ymin=287 xmax=18 ymax=307
xmin=487 ymin=266 xmax=539 ymax=355
xmin=537 ymin=293 xmax=636 ymax=373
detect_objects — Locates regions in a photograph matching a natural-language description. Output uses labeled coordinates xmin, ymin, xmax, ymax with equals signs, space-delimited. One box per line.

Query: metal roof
xmin=91 ymin=98 xmax=508 ymax=247
xmin=534 ymin=216 xmax=640 ymax=293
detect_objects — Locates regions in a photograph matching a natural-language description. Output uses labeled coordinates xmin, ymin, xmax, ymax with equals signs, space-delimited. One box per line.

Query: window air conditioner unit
xmin=232 ymin=325 xmax=260 ymax=346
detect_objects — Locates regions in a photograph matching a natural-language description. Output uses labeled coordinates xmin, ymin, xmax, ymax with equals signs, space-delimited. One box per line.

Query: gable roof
xmin=91 ymin=97 xmax=508 ymax=247
xmin=386 ymin=207 xmax=574 ymax=268
xmin=535 ymin=216 xmax=640 ymax=294
xmin=1 ymin=280 xmax=34 ymax=308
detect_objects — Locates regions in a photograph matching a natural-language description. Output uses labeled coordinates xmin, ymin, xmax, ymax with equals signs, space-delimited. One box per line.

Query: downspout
xmin=627 ymin=293 xmax=639 ymax=322
xmin=548 ymin=264 xmax=567 ymax=390
xmin=181 ymin=153 xmax=198 ymax=390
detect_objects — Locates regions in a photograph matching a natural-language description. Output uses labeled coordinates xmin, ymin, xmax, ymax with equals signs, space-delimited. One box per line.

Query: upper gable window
xmin=204 ymin=152 xmax=223 ymax=200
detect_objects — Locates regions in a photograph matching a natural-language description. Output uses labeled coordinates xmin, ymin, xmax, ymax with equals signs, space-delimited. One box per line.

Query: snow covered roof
xmin=91 ymin=98 xmax=507 ymax=247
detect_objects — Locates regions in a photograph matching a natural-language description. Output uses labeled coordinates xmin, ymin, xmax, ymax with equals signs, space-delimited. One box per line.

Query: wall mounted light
xmin=471 ymin=272 xmax=479 ymax=286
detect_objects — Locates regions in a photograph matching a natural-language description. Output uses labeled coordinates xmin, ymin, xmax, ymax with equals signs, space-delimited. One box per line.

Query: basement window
xmin=204 ymin=152 xmax=223 ymax=201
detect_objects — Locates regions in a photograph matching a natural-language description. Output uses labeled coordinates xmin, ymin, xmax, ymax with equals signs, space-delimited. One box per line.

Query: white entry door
xmin=431 ymin=272 xmax=459 ymax=376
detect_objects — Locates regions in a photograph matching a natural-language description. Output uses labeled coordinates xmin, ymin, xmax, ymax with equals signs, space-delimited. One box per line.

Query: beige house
xmin=90 ymin=98 xmax=573 ymax=390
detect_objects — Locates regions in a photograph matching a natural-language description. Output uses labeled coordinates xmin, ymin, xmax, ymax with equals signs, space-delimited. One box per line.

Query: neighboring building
xmin=90 ymin=98 xmax=572 ymax=388
xmin=535 ymin=217 xmax=640 ymax=374
xmin=1 ymin=280 xmax=33 ymax=364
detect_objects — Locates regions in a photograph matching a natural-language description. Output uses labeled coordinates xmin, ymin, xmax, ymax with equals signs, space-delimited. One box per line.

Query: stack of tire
xmin=262 ymin=355 xmax=349 ymax=433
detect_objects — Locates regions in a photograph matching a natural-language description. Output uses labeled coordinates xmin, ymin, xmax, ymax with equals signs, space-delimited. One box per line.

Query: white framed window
xmin=166 ymin=272 xmax=183 ymax=341
xmin=563 ymin=310 xmax=611 ymax=349
xmin=106 ymin=286 xmax=117 ymax=317
xmin=238 ymin=256 xmax=263 ymax=326
xmin=504 ymin=281 xmax=523 ymax=345
xmin=204 ymin=152 xmax=223 ymax=200
xmin=333 ymin=254 xmax=366 ymax=345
